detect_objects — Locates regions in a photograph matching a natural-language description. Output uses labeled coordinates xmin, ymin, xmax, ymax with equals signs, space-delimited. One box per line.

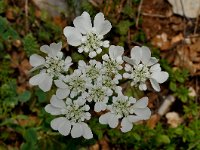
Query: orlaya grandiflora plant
xmin=123 ymin=46 xmax=169 ymax=91
xmin=63 ymin=11 xmax=111 ymax=58
xmin=29 ymin=42 xmax=72 ymax=92
xmin=29 ymin=12 xmax=168 ymax=139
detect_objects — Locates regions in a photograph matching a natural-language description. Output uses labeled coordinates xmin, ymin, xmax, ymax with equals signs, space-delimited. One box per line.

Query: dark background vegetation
xmin=0 ymin=0 xmax=200 ymax=149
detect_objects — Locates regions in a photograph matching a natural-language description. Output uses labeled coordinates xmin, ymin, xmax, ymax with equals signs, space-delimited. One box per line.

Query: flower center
xmin=90 ymin=87 xmax=105 ymax=102
xmin=69 ymin=76 xmax=86 ymax=92
xmin=65 ymin=104 xmax=86 ymax=123
xmin=102 ymin=77 xmax=114 ymax=89
xmin=86 ymin=66 xmax=100 ymax=80
xmin=45 ymin=55 xmax=65 ymax=78
xmin=81 ymin=30 xmax=103 ymax=51
xmin=112 ymin=99 xmax=131 ymax=117
xmin=103 ymin=60 xmax=118 ymax=75
xmin=132 ymin=64 xmax=150 ymax=84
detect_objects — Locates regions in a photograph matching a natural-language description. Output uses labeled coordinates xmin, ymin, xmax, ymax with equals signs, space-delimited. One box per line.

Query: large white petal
xmin=132 ymin=108 xmax=151 ymax=119
xmin=44 ymin=104 xmax=62 ymax=115
xmin=130 ymin=46 xmax=142 ymax=65
xmin=151 ymin=71 xmax=169 ymax=83
xmin=64 ymin=56 xmax=72 ymax=70
xmin=150 ymin=78 xmax=160 ymax=92
xmin=29 ymin=73 xmax=46 ymax=86
xmin=29 ymin=54 xmax=45 ymax=67
xmin=50 ymin=117 xmax=66 ymax=130
xmin=63 ymin=27 xmax=82 ymax=46
xmin=50 ymin=42 xmax=62 ymax=55
xmin=109 ymin=45 xmax=124 ymax=59
xmin=99 ymin=113 xmax=110 ymax=124
xmin=150 ymin=64 xmax=161 ymax=72
xmin=38 ymin=74 xmax=53 ymax=92
xmin=71 ymin=123 xmax=83 ymax=138
xmin=147 ymin=57 xmax=158 ymax=66
xmin=94 ymin=102 xmax=106 ymax=112
xmin=127 ymin=115 xmax=142 ymax=123
xmin=81 ymin=123 xmax=93 ymax=139
xmin=56 ymin=88 xmax=70 ymax=99
xmin=73 ymin=11 xmax=92 ymax=34
xmin=121 ymin=117 xmax=133 ymax=132
xmin=123 ymin=56 xmax=136 ymax=66
xmin=50 ymin=95 xmax=66 ymax=108
xmin=40 ymin=45 xmax=50 ymax=54
xmin=94 ymin=12 xmax=111 ymax=35
xmin=54 ymin=80 xmax=68 ymax=88
xmin=108 ymin=114 xmax=119 ymax=128
xmin=141 ymin=46 xmax=151 ymax=64
xmin=58 ymin=119 xmax=71 ymax=136
xmin=139 ymin=83 xmax=147 ymax=91
xmin=132 ymin=97 xmax=148 ymax=108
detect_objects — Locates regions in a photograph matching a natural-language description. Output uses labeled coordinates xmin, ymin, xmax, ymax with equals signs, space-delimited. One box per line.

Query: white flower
xmin=97 ymin=75 xmax=122 ymax=94
xmin=123 ymin=46 xmax=169 ymax=91
xmin=86 ymin=82 xmax=112 ymax=112
xmin=99 ymin=95 xmax=151 ymax=132
xmin=78 ymin=59 xmax=103 ymax=81
xmin=45 ymin=95 xmax=93 ymax=139
xmin=102 ymin=45 xmax=124 ymax=81
xmin=63 ymin=11 xmax=111 ymax=58
xmin=55 ymin=69 xmax=91 ymax=99
xmin=29 ymin=42 xmax=72 ymax=92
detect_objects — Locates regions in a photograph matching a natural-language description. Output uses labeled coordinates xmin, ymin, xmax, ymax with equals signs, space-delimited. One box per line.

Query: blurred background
xmin=0 ymin=0 xmax=200 ymax=149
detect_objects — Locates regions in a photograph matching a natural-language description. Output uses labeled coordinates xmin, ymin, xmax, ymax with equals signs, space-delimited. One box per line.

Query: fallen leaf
xmin=147 ymin=114 xmax=160 ymax=129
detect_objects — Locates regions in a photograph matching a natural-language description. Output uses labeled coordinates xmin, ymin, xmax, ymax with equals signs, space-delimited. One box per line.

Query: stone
xmin=168 ymin=0 xmax=200 ymax=18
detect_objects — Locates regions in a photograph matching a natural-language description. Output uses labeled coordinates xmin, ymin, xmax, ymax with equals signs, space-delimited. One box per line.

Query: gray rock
xmin=168 ymin=0 xmax=200 ymax=18
xmin=33 ymin=0 xmax=68 ymax=17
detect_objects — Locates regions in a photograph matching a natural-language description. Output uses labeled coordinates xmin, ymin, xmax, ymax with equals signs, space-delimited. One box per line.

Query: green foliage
xmin=0 ymin=80 xmax=19 ymax=114
xmin=0 ymin=16 xmax=19 ymax=41
xmin=23 ymin=33 xmax=39 ymax=56
xmin=18 ymin=91 xmax=32 ymax=102
xmin=133 ymin=30 xmax=146 ymax=42
xmin=116 ymin=20 xmax=133 ymax=35
xmin=161 ymin=59 xmax=190 ymax=103
xmin=0 ymin=0 xmax=6 ymax=14
xmin=35 ymin=88 xmax=47 ymax=103
xmin=21 ymin=128 xmax=38 ymax=150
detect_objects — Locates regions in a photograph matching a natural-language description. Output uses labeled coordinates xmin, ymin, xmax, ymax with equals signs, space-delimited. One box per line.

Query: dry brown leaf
xmin=99 ymin=138 xmax=110 ymax=150
xmin=17 ymin=116 xmax=40 ymax=127
xmin=151 ymin=33 xmax=171 ymax=50
xmin=166 ymin=112 xmax=183 ymax=128
xmin=174 ymin=39 xmax=200 ymax=75
xmin=89 ymin=143 xmax=100 ymax=150
xmin=6 ymin=8 xmax=15 ymax=20
xmin=171 ymin=33 xmax=184 ymax=44
xmin=147 ymin=114 xmax=160 ymax=129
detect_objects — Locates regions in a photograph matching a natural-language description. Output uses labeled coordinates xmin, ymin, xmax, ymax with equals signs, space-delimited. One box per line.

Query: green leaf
xmin=18 ymin=91 xmax=32 ymax=102
xmin=71 ymin=52 xmax=85 ymax=62
xmin=169 ymin=82 xmax=176 ymax=92
xmin=35 ymin=88 xmax=46 ymax=103
xmin=23 ymin=33 xmax=39 ymax=56
xmin=156 ymin=134 xmax=171 ymax=144
xmin=0 ymin=1 xmax=6 ymax=14
xmin=24 ymin=128 xmax=37 ymax=142
xmin=116 ymin=20 xmax=133 ymax=35
xmin=0 ymin=16 xmax=19 ymax=40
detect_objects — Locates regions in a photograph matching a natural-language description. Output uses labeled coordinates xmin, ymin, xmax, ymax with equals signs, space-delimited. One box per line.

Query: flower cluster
xmin=29 ymin=12 xmax=169 ymax=139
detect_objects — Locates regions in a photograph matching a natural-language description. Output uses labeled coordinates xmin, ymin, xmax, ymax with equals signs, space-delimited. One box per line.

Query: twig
xmin=158 ymin=95 xmax=175 ymax=116
xmin=131 ymin=41 xmax=143 ymax=46
xmin=142 ymin=12 xmax=169 ymax=18
xmin=25 ymin=0 xmax=29 ymax=33
xmin=194 ymin=6 xmax=200 ymax=34
xmin=136 ymin=0 xmax=143 ymax=28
